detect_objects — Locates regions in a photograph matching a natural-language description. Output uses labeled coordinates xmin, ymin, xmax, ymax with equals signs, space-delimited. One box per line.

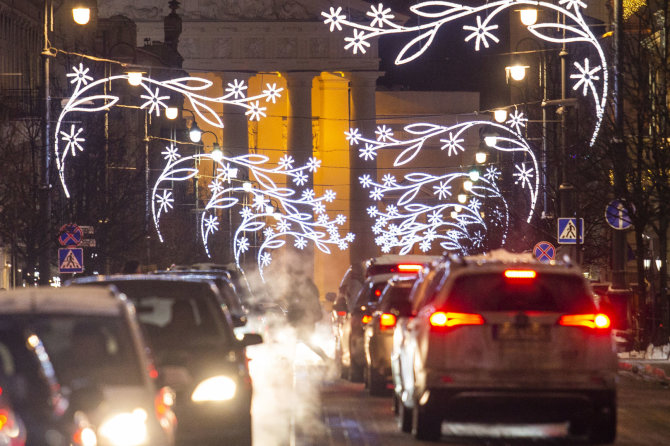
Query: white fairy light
xmin=152 ymin=149 xmax=353 ymax=280
xmin=322 ymin=1 xmax=608 ymax=146
xmin=55 ymin=65 xmax=283 ymax=198
xmin=347 ymin=119 xmax=535 ymax=254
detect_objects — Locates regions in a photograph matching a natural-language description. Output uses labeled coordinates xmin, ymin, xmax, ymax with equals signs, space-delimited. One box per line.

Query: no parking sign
xmin=533 ymin=241 xmax=555 ymax=264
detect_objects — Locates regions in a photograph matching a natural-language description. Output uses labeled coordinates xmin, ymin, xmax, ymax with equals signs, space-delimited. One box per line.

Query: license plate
xmin=494 ymin=323 xmax=550 ymax=341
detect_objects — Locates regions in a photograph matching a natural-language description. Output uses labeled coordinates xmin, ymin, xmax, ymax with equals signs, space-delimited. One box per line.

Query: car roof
xmin=0 ymin=286 xmax=123 ymax=316
xmin=366 ymin=254 xmax=439 ymax=266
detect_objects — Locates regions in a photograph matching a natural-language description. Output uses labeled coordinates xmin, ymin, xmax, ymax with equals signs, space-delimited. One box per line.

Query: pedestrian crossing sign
xmin=557 ymin=218 xmax=583 ymax=244
xmin=58 ymin=248 xmax=84 ymax=273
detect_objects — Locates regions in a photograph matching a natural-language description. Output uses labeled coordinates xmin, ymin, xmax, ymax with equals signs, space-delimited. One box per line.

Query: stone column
xmin=218 ymin=72 xmax=252 ymax=158
xmin=216 ymin=72 xmax=253 ymax=264
xmin=284 ymin=71 xmax=318 ymax=274
xmin=348 ymin=71 xmax=382 ymax=267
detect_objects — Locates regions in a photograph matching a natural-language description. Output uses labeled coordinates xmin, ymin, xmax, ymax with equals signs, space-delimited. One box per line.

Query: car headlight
xmin=98 ymin=409 xmax=147 ymax=446
xmin=191 ymin=376 xmax=236 ymax=402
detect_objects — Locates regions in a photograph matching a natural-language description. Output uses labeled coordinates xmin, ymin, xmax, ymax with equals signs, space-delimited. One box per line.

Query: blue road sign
xmin=557 ymin=218 xmax=583 ymax=244
xmin=58 ymin=248 xmax=84 ymax=273
xmin=605 ymin=199 xmax=633 ymax=230
xmin=58 ymin=224 xmax=82 ymax=246
xmin=534 ymin=241 xmax=556 ymax=263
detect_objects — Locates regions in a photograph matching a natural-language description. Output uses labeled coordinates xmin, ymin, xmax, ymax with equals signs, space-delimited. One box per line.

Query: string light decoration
xmin=153 ymin=147 xmax=354 ymax=279
xmin=322 ymin=1 xmax=608 ymax=146
xmin=347 ymin=119 xmax=538 ymax=255
xmin=55 ymin=63 xmax=284 ymax=197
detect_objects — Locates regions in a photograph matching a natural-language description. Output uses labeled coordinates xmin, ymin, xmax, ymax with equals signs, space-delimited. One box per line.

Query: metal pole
xmin=558 ymin=12 xmax=576 ymax=262
xmin=39 ymin=0 xmax=52 ymax=285
xmin=611 ymin=0 xmax=628 ymax=291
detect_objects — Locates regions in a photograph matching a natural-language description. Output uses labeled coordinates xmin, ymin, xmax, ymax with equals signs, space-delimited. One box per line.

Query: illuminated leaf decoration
xmin=153 ymin=147 xmax=353 ymax=280
xmin=55 ymin=65 xmax=283 ymax=198
xmin=322 ymin=1 xmax=608 ymax=146
xmin=349 ymin=120 xmax=538 ymax=255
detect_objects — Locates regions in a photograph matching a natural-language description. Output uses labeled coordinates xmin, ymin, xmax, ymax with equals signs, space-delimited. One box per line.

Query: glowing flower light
xmin=55 ymin=65 xmax=283 ymax=198
xmin=322 ymin=1 xmax=608 ymax=146
xmin=152 ymin=149 xmax=354 ymax=279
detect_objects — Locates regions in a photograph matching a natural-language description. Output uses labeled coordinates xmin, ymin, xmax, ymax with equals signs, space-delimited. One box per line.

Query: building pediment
xmin=100 ymin=0 xmax=375 ymax=22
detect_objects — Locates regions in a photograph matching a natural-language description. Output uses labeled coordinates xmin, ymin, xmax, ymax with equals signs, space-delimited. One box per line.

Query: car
xmin=392 ymin=252 xmax=618 ymax=443
xmin=363 ymin=275 xmax=417 ymax=396
xmin=71 ymin=275 xmax=262 ymax=446
xmin=152 ymin=269 xmax=249 ymax=329
xmin=0 ymin=286 xmax=176 ymax=446
xmin=0 ymin=373 xmax=27 ymax=446
xmin=333 ymin=255 xmax=437 ymax=382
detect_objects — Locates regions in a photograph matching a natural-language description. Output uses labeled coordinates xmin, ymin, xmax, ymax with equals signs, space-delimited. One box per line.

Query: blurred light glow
xmin=99 ymin=409 xmax=147 ymax=446
xmin=506 ymin=65 xmax=528 ymax=82
xmin=242 ymin=181 xmax=252 ymax=192
xmin=493 ymin=109 xmax=508 ymax=123
xmin=475 ymin=151 xmax=487 ymax=163
xmin=192 ymin=376 xmax=236 ymax=402
xmin=484 ymin=136 xmax=497 ymax=147
xmin=72 ymin=7 xmax=90 ymax=25
xmin=469 ymin=170 xmax=480 ymax=181
xmin=127 ymin=72 xmax=143 ymax=86
xmin=463 ymin=180 xmax=473 ymax=191
xmin=165 ymin=106 xmax=179 ymax=120
xmin=457 ymin=194 xmax=467 ymax=204
xmin=519 ymin=8 xmax=538 ymax=26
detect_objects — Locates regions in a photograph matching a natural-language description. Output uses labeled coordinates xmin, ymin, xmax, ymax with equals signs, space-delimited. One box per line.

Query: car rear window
xmin=355 ymin=282 xmax=388 ymax=308
xmin=96 ymin=281 xmax=232 ymax=347
xmin=444 ymin=272 xmax=596 ymax=313
xmin=379 ymin=283 xmax=414 ymax=312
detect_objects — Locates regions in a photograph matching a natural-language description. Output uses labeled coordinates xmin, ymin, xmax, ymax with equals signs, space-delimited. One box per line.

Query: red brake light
xmin=379 ymin=313 xmax=397 ymax=330
xmin=559 ymin=313 xmax=611 ymax=329
xmin=397 ymin=264 xmax=423 ymax=273
xmin=504 ymin=269 xmax=537 ymax=279
xmin=336 ymin=310 xmax=347 ymax=317
xmin=374 ymin=289 xmax=382 ymax=297
xmin=361 ymin=314 xmax=372 ymax=324
xmin=429 ymin=311 xmax=484 ymax=328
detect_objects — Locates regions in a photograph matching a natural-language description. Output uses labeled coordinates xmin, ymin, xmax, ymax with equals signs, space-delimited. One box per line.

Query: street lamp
xmin=40 ymin=0 xmax=92 ymax=284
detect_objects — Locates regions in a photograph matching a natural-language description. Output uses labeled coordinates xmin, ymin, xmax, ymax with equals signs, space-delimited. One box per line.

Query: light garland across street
xmin=347 ymin=119 xmax=538 ymax=255
xmin=55 ymin=64 xmax=283 ymax=198
xmin=322 ymin=0 xmax=608 ymax=146
xmin=153 ymin=147 xmax=354 ymax=278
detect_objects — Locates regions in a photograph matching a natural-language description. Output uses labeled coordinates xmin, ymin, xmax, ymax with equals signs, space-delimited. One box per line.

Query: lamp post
xmin=40 ymin=0 xmax=92 ymax=285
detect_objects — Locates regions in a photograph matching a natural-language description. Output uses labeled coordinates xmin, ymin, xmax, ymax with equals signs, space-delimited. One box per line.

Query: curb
xmin=619 ymin=361 xmax=670 ymax=383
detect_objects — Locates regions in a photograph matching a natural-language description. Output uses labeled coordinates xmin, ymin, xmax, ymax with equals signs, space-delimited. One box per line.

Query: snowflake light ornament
xmin=322 ymin=1 xmax=608 ymax=146
xmin=152 ymin=150 xmax=354 ymax=279
xmin=346 ymin=120 xmax=536 ymax=254
xmin=55 ymin=65 xmax=283 ymax=198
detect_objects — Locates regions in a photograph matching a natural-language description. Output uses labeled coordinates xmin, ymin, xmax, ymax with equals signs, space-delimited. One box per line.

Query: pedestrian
xmin=283 ymin=267 xmax=329 ymax=362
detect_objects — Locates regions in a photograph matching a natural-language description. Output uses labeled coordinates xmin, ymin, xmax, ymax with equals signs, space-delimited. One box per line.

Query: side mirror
xmin=241 ymin=333 xmax=263 ymax=347
xmin=325 ymin=292 xmax=337 ymax=302
xmin=232 ymin=315 xmax=248 ymax=328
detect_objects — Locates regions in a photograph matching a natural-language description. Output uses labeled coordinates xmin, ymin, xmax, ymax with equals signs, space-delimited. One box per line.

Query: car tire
xmin=412 ymin=403 xmax=441 ymax=441
xmin=367 ymin=365 xmax=386 ymax=396
xmin=588 ymin=405 xmax=617 ymax=445
xmin=398 ymin=399 xmax=413 ymax=433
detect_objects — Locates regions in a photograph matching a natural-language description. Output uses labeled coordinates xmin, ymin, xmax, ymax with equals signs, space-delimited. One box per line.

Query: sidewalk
xmin=618 ymin=344 xmax=670 ymax=383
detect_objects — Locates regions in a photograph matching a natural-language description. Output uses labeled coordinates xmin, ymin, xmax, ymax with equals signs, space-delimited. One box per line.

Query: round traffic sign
xmin=533 ymin=241 xmax=555 ymax=264
xmin=605 ymin=199 xmax=633 ymax=230
xmin=58 ymin=224 xmax=83 ymax=246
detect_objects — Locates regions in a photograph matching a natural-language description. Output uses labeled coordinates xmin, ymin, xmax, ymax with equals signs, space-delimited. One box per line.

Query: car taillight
xmin=336 ymin=310 xmax=347 ymax=317
xmin=429 ymin=311 xmax=484 ymax=328
xmin=361 ymin=314 xmax=372 ymax=324
xmin=379 ymin=313 xmax=397 ymax=330
xmin=374 ymin=289 xmax=382 ymax=297
xmin=503 ymin=269 xmax=537 ymax=279
xmin=397 ymin=264 xmax=423 ymax=273
xmin=559 ymin=313 xmax=611 ymax=329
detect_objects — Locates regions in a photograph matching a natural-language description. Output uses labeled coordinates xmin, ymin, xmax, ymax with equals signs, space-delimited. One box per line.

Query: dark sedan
xmin=71 ymin=275 xmax=262 ymax=446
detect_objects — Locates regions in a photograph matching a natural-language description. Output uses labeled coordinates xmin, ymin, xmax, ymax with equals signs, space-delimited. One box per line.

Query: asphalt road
xmin=282 ymin=369 xmax=670 ymax=446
